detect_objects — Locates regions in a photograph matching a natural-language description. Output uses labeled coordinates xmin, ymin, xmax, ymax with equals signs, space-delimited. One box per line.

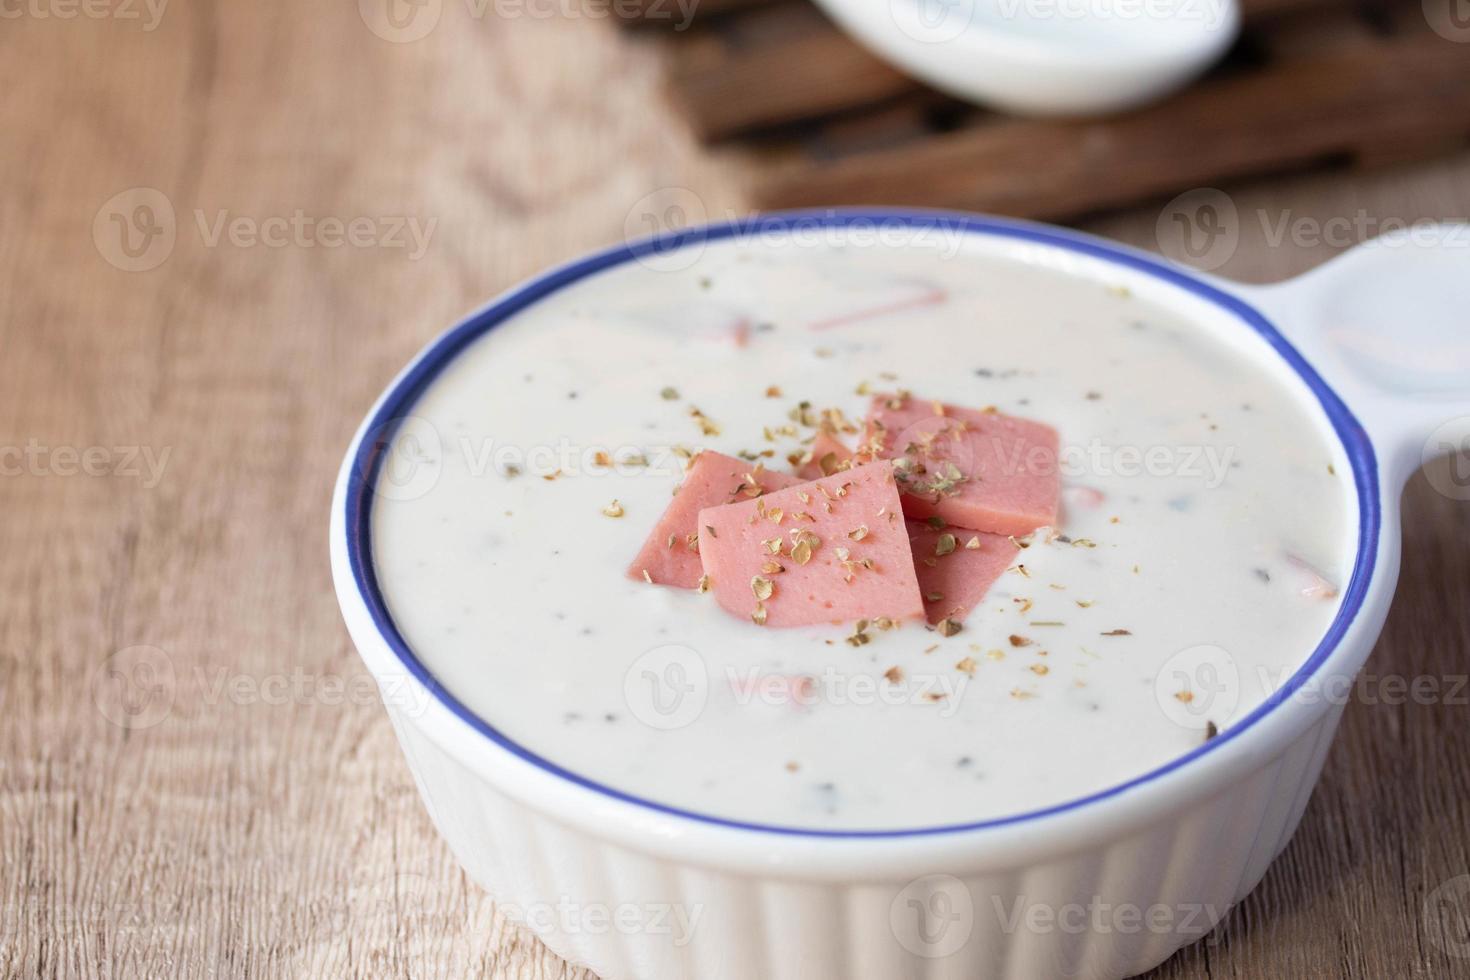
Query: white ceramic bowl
xmin=331 ymin=210 xmax=1469 ymax=980
xmin=807 ymin=0 xmax=1241 ymax=115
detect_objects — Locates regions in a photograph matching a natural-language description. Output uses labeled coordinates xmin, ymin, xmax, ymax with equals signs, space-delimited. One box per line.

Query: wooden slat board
xmin=639 ymin=0 xmax=1470 ymax=218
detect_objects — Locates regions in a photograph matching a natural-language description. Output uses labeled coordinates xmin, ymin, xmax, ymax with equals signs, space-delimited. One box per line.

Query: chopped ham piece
xmin=793 ymin=432 xmax=853 ymax=481
xmin=1285 ymin=553 xmax=1340 ymax=599
xmin=696 ymin=460 xmax=923 ymax=628
xmin=908 ymin=521 xmax=1018 ymax=626
xmin=627 ymin=451 xmax=800 ymax=588
xmin=864 ymin=393 xmax=1059 ymax=536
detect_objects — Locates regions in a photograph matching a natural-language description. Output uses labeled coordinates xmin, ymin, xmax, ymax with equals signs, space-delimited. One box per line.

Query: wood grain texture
xmin=667 ymin=0 xmax=1358 ymax=144
xmin=666 ymin=1 xmax=915 ymax=141
xmin=1 ymin=2 xmax=1468 ymax=978
xmin=752 ymin=32 xmax=1470 ymax=215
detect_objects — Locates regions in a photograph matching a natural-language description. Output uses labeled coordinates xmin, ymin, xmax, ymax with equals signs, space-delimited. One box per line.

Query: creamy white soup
xmin=371 ymin=231 xmax=1353 ymax=830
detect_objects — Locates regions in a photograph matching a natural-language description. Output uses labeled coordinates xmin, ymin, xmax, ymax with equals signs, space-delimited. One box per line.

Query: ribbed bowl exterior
xmin=330 ymin=211 xmax=1409 ymax=980
xmin=386 ymin=701 xmax=1345 ymax=980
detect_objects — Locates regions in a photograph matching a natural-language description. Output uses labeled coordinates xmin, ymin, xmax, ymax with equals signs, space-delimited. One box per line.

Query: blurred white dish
xmin=809 ymin=0 xmax=1241 ymax=115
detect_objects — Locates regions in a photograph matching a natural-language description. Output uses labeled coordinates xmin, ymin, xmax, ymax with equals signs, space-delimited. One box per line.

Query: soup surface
xmin=371 ymin=230 xmax=1353 ymax=830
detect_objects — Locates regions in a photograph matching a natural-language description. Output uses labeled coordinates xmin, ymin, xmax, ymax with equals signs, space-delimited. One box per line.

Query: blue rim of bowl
xmin=344 ymin=208 xmax=1380 ymax=839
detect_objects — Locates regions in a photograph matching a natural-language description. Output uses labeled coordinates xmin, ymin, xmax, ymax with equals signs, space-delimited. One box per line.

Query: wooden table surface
xmin=3 ymin=2 xmax=1468 ymax=977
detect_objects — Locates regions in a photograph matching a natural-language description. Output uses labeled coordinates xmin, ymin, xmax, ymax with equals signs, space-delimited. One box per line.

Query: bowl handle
xmin=1224 ymin=224 xmax=1470 ymax=491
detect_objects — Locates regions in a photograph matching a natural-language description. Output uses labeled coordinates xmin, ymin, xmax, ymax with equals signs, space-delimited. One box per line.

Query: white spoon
xmin=808 ymin=0 xmax=1242 ymax=116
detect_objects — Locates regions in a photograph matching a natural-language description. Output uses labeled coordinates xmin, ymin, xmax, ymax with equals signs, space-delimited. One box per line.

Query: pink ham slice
xmin=864 ymin=394 xmax=1059 ymax=537
xmin=696 ymin=460 xmax=923 ymax=628
xmin=792 ymin=431 xmax=854 ymax=481
xmin=907 ymin=520 xmax=1018 ymax=626
xmin=628 ymin=451 xmax=800 ymax=588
